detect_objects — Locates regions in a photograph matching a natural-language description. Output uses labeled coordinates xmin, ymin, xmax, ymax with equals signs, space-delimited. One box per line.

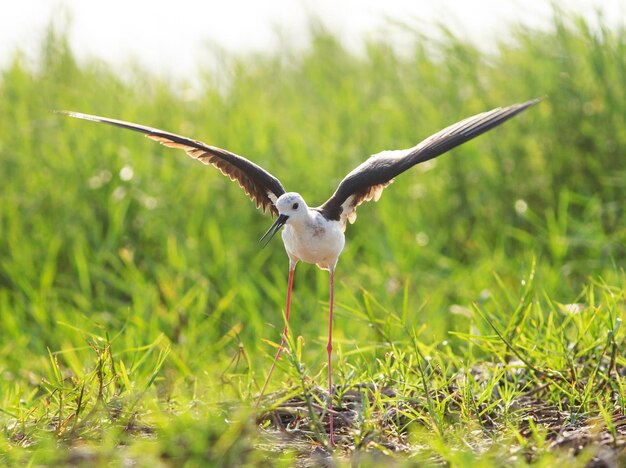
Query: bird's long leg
xmin=327 ymin=268 xmax=336 ymax=446
xmin=256 ymin=264 xmax=296 ymax=407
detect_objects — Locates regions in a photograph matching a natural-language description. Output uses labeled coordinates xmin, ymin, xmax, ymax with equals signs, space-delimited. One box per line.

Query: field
xmin=1 ymin=9 xmax=625 ymax=467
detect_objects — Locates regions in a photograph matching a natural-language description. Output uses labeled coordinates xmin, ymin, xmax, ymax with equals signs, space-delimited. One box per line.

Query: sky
xmin=2 ymin=0 xmax=623 ymax=77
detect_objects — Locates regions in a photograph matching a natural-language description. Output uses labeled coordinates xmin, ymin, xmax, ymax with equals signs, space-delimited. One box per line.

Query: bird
xmin=57 ymin=98 xmax=539 ymax=446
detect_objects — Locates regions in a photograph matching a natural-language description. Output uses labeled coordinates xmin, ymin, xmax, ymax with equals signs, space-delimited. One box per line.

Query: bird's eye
xmin=292 ymin=203 xmax=299 ymax=210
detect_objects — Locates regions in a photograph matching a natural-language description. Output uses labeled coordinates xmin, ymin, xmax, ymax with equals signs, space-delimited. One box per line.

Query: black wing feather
xmin=318 ymin=99 xmax=540 ymax=223
xmin=56 ymin=111 xmax=286 ymax=216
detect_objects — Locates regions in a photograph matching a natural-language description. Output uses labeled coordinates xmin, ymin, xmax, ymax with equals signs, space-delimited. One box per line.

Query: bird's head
xmin=275 ymin=192 xmax=307 ymax=218
xmin=259 ymin=192 xmax=307 ymax=247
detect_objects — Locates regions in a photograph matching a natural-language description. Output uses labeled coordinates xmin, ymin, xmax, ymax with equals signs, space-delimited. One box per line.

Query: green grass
xmin=1 ymin=8 xmax=625 ymax=466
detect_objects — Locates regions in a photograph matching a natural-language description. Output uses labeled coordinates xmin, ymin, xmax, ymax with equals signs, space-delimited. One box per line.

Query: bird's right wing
xmin=318 ymin=99 xmax=540 ymax=225
xmin=56 ymin=111 xmax=287 ymax=216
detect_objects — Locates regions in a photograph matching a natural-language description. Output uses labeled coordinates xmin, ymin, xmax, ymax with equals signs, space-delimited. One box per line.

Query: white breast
xmin=281 ymin=210 xmax=345 ymax=270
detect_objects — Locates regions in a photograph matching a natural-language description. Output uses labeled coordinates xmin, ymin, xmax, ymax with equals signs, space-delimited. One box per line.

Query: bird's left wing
xmin=317 ymin=99 xmax=540 ymax=225
xmin=56 ymin=111 xmax=286 ymax=215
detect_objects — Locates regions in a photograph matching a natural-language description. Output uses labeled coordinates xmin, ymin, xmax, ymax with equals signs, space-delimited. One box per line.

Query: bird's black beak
xmin=259 ymin=214 xmax=289 ymax=248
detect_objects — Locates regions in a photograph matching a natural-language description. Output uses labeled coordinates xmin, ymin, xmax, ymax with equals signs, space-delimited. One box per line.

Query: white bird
xmin=57 ymin=98 xmax=539 ymax=445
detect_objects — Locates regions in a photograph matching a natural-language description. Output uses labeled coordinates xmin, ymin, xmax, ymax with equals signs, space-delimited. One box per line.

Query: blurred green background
xmin=0 ymin=9 xmax=624 ymax=464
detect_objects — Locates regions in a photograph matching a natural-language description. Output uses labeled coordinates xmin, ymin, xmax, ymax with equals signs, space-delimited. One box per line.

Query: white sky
xmin=2 ymin=1 xmax=623 ymax=77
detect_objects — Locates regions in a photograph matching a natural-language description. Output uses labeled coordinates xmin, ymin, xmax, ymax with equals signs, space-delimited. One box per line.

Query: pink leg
xmin=327 ymin=268 xmax=335 ymax=446
xmin=256 ymin=266 xmax=295 ymax=407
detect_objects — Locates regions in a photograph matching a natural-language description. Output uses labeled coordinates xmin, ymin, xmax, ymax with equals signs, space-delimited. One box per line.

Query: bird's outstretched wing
xmin=317 ymin=99 xmax=540 ymax=224
xmin=56 ymin=111 xmax=286 ymax=216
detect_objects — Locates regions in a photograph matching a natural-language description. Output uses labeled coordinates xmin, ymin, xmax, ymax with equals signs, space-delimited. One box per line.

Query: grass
xmin=1 ymin=8 xmax=625 ymax=466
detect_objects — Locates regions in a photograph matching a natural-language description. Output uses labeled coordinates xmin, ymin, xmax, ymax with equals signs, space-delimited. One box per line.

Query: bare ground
xmin=257 ymin=381 xmax=626 ymax=467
